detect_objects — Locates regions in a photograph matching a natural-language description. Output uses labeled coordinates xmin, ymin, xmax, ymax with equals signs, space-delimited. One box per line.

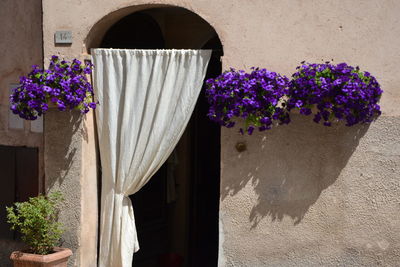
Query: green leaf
xmin=6 ymin=192 xmax=64 ymax=254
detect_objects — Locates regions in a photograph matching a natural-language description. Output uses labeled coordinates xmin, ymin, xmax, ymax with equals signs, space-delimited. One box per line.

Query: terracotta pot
xmin=10 ymin=247 xmax=72 ymax=267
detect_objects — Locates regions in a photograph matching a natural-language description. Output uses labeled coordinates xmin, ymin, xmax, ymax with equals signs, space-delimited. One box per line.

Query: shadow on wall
xmin=45 ymin=110 xmax=88 ymax=190
xmin=44 ymin=109 xmax=88 ymax=257
xmin=221 ymin=114 xmax=369 ymax=228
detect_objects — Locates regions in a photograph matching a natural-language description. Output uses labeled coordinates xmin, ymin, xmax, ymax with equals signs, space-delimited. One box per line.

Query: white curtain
xmin=91 ymin=49 xmax=211 ymax=267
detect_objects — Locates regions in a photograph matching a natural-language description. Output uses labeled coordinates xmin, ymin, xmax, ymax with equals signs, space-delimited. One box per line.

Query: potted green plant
xmin=6 ymin=192 xmax=72 ymax=267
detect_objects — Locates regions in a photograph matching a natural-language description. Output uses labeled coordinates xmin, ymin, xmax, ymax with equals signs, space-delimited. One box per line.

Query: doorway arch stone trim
xmin=84 ymin=2 xmax=226 ymax=54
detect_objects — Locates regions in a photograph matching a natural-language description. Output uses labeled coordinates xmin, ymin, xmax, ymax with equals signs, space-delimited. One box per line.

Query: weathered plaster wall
xmin=41 ymin=0 xmax=400 ymax=266
xmin=0 ymin=0 xmax=43 ymax=166
xmin=44 ymin=110 xmax=84 ymax=265
xmin=221 ymin=115 xmax=400 ymax=266
xmin=0 ymin=1 xmax=43 ymax=266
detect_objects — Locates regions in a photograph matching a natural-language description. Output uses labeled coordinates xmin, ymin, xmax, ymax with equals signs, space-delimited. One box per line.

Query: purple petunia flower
xmin=286 ymin=62 xmax=382 ymax=127
xmin=205 ymin=67 xmax=290 ymax=135
xmin=9 ymin=55 xmax=97 ymax=120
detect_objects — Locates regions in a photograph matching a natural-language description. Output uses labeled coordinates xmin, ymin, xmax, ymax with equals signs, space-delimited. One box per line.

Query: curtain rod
xmin=83 ymin=49 xmax=223 ymax=59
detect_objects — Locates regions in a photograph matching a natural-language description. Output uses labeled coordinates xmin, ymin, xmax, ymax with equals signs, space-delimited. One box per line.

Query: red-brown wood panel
xmin=16 ymin=147 xmax=39 ymax=202
xmin=0 ymin=145 xmax=39 ymax=240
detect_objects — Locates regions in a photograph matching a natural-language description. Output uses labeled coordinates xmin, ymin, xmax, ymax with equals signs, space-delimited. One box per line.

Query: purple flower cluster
xmin=286 ymin=62 xmax=382 ymax=126
xmin=206 ymin=63 xmax=382 ymax=134
xmin=10 ymin=55 xmax=96 ymax=120
xmin=206 ymin=68 xmax=290 ymax=135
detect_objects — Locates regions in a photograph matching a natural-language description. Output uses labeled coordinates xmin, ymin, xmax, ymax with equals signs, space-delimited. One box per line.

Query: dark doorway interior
xmin=101 ymin=12 xmax=165 ymax=49
xmin=99 ymin=8 xmax=222 ymax=267
xmin=188 ymin=36 xmax=221 ymax=267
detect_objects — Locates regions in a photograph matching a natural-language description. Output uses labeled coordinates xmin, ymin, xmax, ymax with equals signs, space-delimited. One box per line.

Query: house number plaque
xmin=54 ymin=31 xmax=72 ymax=44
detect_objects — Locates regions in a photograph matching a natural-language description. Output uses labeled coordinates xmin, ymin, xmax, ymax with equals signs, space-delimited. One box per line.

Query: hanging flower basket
xmin=205 ymin=68 xmax=290 ymax=135
xmin=286 ymin=62 xmax=382 ymax=126
xmin=10 ymin=55 xmax=97 ymax=120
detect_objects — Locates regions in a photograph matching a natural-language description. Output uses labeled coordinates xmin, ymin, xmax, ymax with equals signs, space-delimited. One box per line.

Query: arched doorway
xmin=97 ymin=7 xmax=222 ymax=267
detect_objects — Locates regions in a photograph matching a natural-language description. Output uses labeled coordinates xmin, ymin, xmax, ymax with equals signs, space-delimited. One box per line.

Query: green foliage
xmin=6 ymin=192 xmax=64 ymax=255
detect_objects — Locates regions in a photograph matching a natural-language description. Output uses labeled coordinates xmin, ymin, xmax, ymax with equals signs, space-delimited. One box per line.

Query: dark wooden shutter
xmin=0 ymin=145 xmax=39 ymax=239
xmin=0 ymin=146 xmax=16 ymax=239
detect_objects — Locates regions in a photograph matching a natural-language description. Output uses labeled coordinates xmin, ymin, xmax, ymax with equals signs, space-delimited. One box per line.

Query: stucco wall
xmin=0 ymin=0 xmax=43 ymax=165
xmin=41 ymin=0 xmax=400 ymax=266
xmin=220 ymin=115 xmax=400 ymax=266
xmin=0 ymin=1 xmax=43 ymax=266
xmin=0 ymin=0 xmax=43 ymax=146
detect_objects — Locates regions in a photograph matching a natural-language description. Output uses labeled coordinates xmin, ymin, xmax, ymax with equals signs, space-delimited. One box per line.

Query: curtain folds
xmin=91 ymin=49 xmax=211 ymax=267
